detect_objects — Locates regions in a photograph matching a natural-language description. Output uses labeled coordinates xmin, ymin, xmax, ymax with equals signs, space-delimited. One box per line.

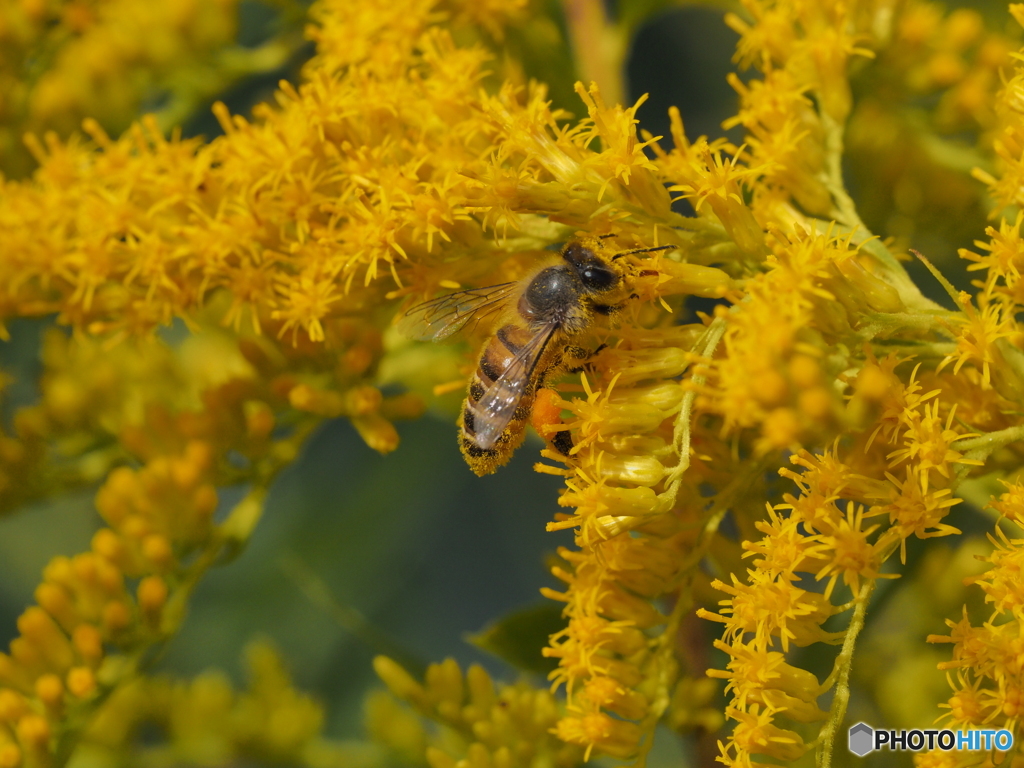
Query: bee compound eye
xmin=580 ymin=264 xmax=616 ymax=290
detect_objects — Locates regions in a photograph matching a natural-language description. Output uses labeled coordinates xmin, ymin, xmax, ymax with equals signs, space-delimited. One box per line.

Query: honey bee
xmin=399 ymin=236 xmax=668 ymax=475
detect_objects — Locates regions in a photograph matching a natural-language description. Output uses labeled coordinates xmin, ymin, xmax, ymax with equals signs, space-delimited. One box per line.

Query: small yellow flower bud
xmin=344 ymin=386 xmax=383 ymax=416
xmin=364 ymin=690 xmax=427 ymax=761
xmin=978 ymin=36 xmax=1011 ymax=67
xmin=758 ymin=688 xmax=827 ymax=723
xmin=142 ymin=535 xmax=174 ymax=569
xmin=558 ymin=615 xmax=647 ymax=658
xmin=945 ymin=8 xmax=983 ymax=49
xmin=34 ymin=674 xmax=63 ymax=709
xmin=835 ymin=256 xmax=905 ymax=313
xmin=0 ymin=743 xmax=20 ymax=768
xmin=91 ymin=529 xmax=127 ymax=568
xmin=18 ymin=608 xmax=73 ymax=671
xmin=656 ymin=260 xmax=734 ymax=298
xmin=734 ymin=715 xmax=808 ymax=761
xmin=593 ymin=454 xmax=666 ymax=486
xmin=33 ymin=584 xmax=75 ymax=632
xmin=243 ymin=400 xmax=275 ymax=439
xmin=760 ymin=407 xmax=800 ymax=450
xmin=44 ymin=376 xmax=87 ymax=426
xmin=557 ymin=483 xmax=672 ymax=518
xmin=343 ymin=344 xmax=375 ymax=376
xmin=789 ymin=355 xmax=820 ymax=388
xmin=71 ymin=624 xmax=103 ymax=664
xmin=96 ymin=467 xmax=136 ymax=524
xmin=170 ymin=456 xmax=200 ymax=491
xmin=855 ymin=363 xmax=890 ymax=400
xmin=599 ymin=347 xmax=690 ymax=384
xmin=797 ymin=387 xmax=833 ymax=419
xmin=353 ymin=414 xmax=399 ymax=454
xmin=137 ymin=576 xmax=168 ymax=619
xmin=425 ymin=658 xmax=464 ymax=709
xmin=66 ymin=667 xmax=96 ymax=699
xmin=8 ymin=643 xmax=41 ymax=684
xmin=184 ymin=440 xmax=214 ymax=472
xmin=753 ymin=370 xmax=788 ymax=406
xmin=465 ymin=665 xmax=496 ymax=714
xmin=373 ymin=656 xmax=429 ymax=709
xmin=928 ymin=52 xmax=965 ymax=87
xmin=15 ymin=714 xmax=49 ymax=748
xmin=426 ymin=746 xmax=457 ymax=768
xmin=122 ymin=515 xmax=150 ymax=541
xmin=193 ymin=484 xmax=219 ymax=518
xmin=596 ymin=583 xmax=664 ymax=628
xmin=0 ymin=690 xmax=27 ymax=722
xmin=555 ymin=711 xmax=643 ymax=758
xmin=288 ymin=384 xmax=344 ymax=416
xmin=464 ymin=743 xmax=491 ymax=768
xmin=102 ymin=601 xmax=131 ymax=635
xmin=584 ymin=675 xmax=649 ymax=720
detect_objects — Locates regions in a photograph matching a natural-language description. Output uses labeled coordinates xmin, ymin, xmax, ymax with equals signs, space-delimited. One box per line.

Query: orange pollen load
xmin=530 ymin=387 xmax=566 ymax=442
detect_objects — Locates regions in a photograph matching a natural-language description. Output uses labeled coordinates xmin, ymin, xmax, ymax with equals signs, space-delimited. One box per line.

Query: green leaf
xmin=467 ymin=602 xmax=565 ymax=675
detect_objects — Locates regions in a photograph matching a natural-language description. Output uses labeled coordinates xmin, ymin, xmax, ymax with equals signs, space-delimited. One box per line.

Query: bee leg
xmin=552 ymin=429 xmax=574 ymax=456
xmin=564 ymin=343 xmax=607 ymax=374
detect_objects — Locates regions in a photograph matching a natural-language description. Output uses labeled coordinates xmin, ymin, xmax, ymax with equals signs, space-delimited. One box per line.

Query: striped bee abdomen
xmin=459 ymin=323 xmax=541 ymax=476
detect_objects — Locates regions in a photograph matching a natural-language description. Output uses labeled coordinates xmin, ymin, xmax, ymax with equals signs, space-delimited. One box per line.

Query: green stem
xmin=952 ymin=425 xmax=1024 ymax=488
xmin=561 ymin=0 xmax=626 ymax=107
xmin=816 ymin=113 xmax=938 ymax=313
xmin=279 ymin=552 xmax=427 ymax=678
xmin=816 ymin=579 xmax=877 ymax=768
xmin=664 ymin=313 xmax=728 ymax=498
xmin=632 ymin=586 xmax=690 ymax=768
xmin=820 ymin=112 xmax=861 ymax=233
xmin=954 ymin=424 xmax=1024 ymax=455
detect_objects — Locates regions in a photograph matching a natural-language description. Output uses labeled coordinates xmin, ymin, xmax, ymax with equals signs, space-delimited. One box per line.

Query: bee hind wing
xmin=469 ymin=324 xmax=557 ymax=450
xmin=398 ymin=282 xmax=518 ymax=341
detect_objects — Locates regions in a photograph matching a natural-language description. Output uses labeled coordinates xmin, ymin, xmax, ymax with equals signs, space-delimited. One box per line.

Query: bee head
xmin=561 ymin=241 xmax=620 ymax=293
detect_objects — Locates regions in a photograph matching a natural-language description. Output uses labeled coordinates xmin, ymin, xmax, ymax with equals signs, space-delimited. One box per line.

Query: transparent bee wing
xmin=397 ymin=282 xmax=518 ymax=341
xmin=468 ymin=323 xmax=557 ymax=450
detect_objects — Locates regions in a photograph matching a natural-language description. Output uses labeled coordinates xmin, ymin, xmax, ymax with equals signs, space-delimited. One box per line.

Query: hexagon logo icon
xmin=849 ymin=722 xmax=874 ymax=756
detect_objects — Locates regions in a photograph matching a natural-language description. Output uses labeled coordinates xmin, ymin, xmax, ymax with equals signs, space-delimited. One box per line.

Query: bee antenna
xmin=612 ymin=245 xmax=674 ymax=260
xmin=597 ymin=233 xmax=617 ymax=239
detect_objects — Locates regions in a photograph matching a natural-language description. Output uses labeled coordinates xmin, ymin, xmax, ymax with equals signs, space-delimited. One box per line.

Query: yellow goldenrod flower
xmin=7 ymin=0 xmax=1024 ymax=763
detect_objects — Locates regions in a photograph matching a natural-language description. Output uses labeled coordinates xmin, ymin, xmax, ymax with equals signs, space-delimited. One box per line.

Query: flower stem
xmin=816 ymin=578 xmax=877 ymax=768
xmin=561 ymin=0 xmax=626 ymax=107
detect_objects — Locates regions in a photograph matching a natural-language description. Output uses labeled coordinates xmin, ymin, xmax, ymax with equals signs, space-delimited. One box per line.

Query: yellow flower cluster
xmin=0 ymin=320 xmax=336 ymax=765
xmin=904 ymin=15 xmax=1024 ymax=765
xmin=539 ymin=325 xmax=710 ymax=759
xmin=372 ymin=656 xmax=582 ymax=768
xmin=844 ymin=0 xmax=1014 ymax=243
xmin=514 ymin=0 xmax=1010 ymax=760
xmin=6 ymin=0 xmax=1024 ymax=762
xmin=702 ymin=384 xmax=974 ymax=768
xmin=706 ymin=228 xmax=906 ymax=453
xmin=920 ymin=483 xmax=1024 ymax=768
xmin=77 ymin=640 xmax=334 ymax=766
xmin=0 ymin=0 xmax=294 ymax=180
